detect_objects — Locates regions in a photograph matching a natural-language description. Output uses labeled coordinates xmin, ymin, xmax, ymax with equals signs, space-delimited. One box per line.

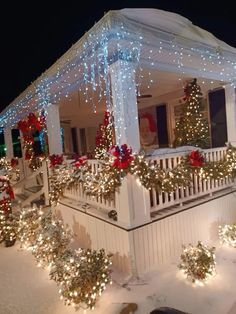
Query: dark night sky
xmin=0 ymin=0 xmax=235 ymax=111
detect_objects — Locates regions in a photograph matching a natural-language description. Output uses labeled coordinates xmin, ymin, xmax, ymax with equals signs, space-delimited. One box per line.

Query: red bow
xmin=110 ymin=144 xmax=133 ymax=169
xmin=49 ymin=154 xmax=64 ymax=168
xmin=74 ymin=156 xmax=88 ymax=168
xmin=188 ymin=150 xmax=204 ymax=167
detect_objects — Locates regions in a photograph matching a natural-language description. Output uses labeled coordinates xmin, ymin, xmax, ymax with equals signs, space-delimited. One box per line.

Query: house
xmin=1 ymin=8 xmax=236 ymax=276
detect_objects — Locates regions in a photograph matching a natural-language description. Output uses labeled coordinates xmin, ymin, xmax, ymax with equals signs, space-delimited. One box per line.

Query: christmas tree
xmin=94 ymin=111 xmax=114 ymax=159
xmin=174 ymin=78 xmax=210 ymax=148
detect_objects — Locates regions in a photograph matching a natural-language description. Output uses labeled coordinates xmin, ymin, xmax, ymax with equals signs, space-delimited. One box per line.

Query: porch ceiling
xmin=59 ymin=69 xmax=224 ymax=127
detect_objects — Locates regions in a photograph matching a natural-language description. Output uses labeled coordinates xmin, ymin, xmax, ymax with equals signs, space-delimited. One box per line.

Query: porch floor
xmin=151 ymin=186 xmax=236 ymax=222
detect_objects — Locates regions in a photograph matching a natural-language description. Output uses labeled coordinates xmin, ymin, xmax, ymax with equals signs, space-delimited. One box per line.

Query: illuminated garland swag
xmin=49 ymin=145 xmax=236 ymax=205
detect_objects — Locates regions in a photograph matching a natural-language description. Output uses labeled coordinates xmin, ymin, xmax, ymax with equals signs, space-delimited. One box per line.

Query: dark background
xmin=0 ymin=0 xmax=235 ymax=111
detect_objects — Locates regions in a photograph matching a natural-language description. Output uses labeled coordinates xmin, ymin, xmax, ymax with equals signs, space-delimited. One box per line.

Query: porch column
xmin=46 ymin=104 xmax=63 ymax=155
xmin=4 ymin=128 xmax=13 ymax=159
xmin=225 ymin=84 xmax=236 ymax=146
xmin=110 ymin=59 xmax=151 ymax=228
xmin=110 ymin=59 xmax=140 ymax=153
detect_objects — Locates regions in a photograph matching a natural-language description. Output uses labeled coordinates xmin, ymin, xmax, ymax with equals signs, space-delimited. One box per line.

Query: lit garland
xmin=82 ymin=160 xmax=121 ymax=199
xmin=174 ymin=78 xmax=210 ymax=148
xmin=49 ymin=144 xmax=236 ymax=205
xmin=179 ymin=241 xmax=216 ymax=283
xmin=49 ymin=162 xmax=74 ymax=206
xmin=50 ymin=248 xmax=112 ymax=310
xmin=219 ymin=224 xmax=236 ymax=247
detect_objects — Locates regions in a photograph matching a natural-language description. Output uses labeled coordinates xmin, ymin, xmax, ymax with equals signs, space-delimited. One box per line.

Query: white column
xmin=225 ymin=85 xmax=236 ymax=146
xmin=115 ymin=174 xmax=151 ymax=228
xmin=4 ymin=128 xmax=13 ymax=159
xmin=110 ymin=59 xmax=140 ymax=153
xmin=110 ymin=59 xmax=151 ymax=227
xmin=46 ymin=104 xmax=63 ymax=155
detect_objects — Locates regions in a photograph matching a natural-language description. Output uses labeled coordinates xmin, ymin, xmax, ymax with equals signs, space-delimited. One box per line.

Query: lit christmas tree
xmin=94 ymin=111 xmax=114 ymax=159
xmin=174 ymin=78 xmax=210 ymax=148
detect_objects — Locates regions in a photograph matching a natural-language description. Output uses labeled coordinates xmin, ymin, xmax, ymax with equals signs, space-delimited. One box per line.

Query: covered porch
xmin=1 ymin=9 xmax=236 ymax=275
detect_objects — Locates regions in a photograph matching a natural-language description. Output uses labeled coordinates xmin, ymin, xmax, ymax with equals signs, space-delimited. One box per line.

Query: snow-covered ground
xmin=1 ymin=242 xmax=236 ymax=314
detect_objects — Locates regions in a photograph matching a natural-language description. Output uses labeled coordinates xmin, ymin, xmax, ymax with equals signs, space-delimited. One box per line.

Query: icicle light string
xmin=1 ymin=18 xmax=236 ymax=129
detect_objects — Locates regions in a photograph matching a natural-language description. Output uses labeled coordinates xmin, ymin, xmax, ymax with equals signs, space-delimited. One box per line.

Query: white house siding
xmin=132 ymin=191 xmax=236 ymax=275
xmin=56 ymin=191 xmax=236 ymax=276
xmin=55 ymin=203 xmax=132 ymax=274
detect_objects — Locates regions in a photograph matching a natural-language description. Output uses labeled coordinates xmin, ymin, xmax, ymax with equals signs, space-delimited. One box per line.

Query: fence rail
xmin=148 ymin=146 xmax=233 ymax=212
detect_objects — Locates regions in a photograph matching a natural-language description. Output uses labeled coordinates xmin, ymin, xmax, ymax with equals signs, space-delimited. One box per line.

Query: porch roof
xmin=1 ymin=8 xmax=236 ymax=128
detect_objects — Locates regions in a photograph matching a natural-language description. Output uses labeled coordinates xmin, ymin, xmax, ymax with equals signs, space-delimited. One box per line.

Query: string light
xmin=49 ymin=144 xmax=236 ymax=205
xmin=1 ymin=11 xmax=236 ymax=134
xmin=179 ymin=241 xmax=216 ymax=283
xmin=219 ymin=224 xmax=236 ymax=247
xmin=8 ymin=205 xmax=113 ymax=310
xmin=174 ymin=78 xmax=210 ymax=148
xmin=17 ymin=205 xmax=43 ymax=249
xmin=50 ymin=248 xmax=112 ymax=310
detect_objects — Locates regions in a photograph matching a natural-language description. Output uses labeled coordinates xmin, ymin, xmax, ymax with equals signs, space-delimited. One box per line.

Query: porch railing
xmin=63 ymin=159 xmax=116 ymax=212
xmin=148 ymin=146 xmax=234 ymax=213
xmin=58 ymin=147 xmax=234 ymax=218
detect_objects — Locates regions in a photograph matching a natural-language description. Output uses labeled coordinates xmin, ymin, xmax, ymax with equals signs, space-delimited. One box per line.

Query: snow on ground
xmin=1 ymin=242 xmax=236 ymax=314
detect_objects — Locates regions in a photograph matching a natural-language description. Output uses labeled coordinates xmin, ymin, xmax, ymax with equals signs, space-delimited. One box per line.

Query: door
xmin=156 ymin=104 xmax=169 ymax=147
xmin=71 ymin=127 xmax=78 ymax=154
xmin=208 ymin=88 xmax=228 ymax=148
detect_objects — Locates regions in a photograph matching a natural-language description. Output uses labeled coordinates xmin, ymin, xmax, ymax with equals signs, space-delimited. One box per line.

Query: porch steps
xmin=13 ymin=186 xmax=44 ymax=210
xmin=25 ymin=185 xmax=43 ymax=193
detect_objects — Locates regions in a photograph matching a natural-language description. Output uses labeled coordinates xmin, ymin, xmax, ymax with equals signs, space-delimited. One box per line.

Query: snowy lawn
xmin=1 ymin=242 xmax=236 ymax=314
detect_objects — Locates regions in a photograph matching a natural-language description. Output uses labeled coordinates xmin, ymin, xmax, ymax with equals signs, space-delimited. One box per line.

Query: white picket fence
xmin=57 ymin=147 xmax=235 ymax=216
xmin=148 ymin=146 xmax=233 ymax=213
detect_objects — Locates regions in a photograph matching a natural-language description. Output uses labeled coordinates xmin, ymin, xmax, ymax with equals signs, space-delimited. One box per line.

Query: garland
xmin=49 ymin=144 xmax=236 ymax=205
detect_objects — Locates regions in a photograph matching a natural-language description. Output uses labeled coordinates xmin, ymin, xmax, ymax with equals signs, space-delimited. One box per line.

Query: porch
xmin=1 ymin=9 xmax=236 ymax=276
